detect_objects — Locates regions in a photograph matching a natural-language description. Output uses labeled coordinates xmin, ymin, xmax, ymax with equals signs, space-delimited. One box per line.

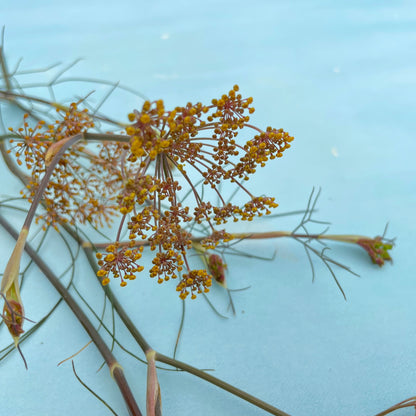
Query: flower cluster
xmin=176 ymin=269 xmax=212 ymax=300
xmin=96 ymin=243 xmax=145 ymax=286
xmin=97 ymin=86 xmax=294 ymax=298
xmin=8 ymin=104 xmax=122 ymax=228
xmin=7 ymin=86 xmax=294 ymax=299
xmin=7 ymin=114 xmax=46 ymax=169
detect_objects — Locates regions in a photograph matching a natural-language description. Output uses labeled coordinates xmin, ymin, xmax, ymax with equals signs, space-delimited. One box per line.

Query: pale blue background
xmin=0 ymin=1 xmax=415 ymax=415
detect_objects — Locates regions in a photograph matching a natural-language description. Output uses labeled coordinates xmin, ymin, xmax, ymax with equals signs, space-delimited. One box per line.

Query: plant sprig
xmin=0 ymin=31 xmax=399 ymax=416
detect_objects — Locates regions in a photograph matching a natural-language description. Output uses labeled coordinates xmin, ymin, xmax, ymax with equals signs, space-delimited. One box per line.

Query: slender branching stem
xmin=155 ymin=352 xmax=292 ymax=416
xmin=91 ymin=230 xmax=372 ymax=249
xmin=0 ymin=89 xmax=125 ymax=127
xmin=373 ymin=397 xmax=416 ymax=416
xmin=0 ymin=215 xmax=143 ymax=416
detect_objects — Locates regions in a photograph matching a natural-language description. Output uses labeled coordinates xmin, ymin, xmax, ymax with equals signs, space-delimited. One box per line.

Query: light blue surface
xmin=0 ymin=1 xmax=415 ymax=415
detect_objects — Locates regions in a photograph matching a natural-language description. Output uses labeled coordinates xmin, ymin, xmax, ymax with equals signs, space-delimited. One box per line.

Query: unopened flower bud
xmin=207 ymin=254 xmax=227 ymax=288
xmin=357 ymin=237 xmax=393 ymax=267
xmin=1 ymin=227 xmax=28 ymax=346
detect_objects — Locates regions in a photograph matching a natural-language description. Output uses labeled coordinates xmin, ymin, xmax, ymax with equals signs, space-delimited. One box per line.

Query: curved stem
xmin=373 ymin=397 xmax=416 ymax=416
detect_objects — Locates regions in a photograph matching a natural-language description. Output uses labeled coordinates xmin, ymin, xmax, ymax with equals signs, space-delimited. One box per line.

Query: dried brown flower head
xmin=8 ymin=104 xmax=123 ymax=229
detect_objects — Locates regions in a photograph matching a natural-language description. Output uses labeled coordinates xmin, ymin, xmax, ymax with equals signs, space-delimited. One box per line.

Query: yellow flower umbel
xmin=100 ymin=86 xmax=294 ymax=299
